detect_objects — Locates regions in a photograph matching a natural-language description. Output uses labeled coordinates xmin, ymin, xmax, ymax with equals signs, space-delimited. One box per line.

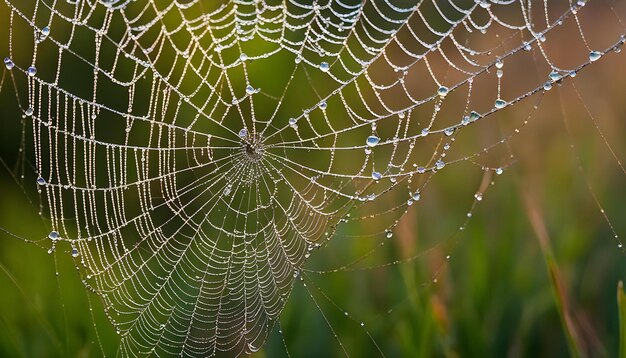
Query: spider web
xmin=1 ymin=0 xmax=625 ymax=356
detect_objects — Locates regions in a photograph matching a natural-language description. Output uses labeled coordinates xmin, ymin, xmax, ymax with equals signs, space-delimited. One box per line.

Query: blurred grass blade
xmin=522 ymin=194 xmax=584 ymax=357
xmin=618 ymin=281 xmax=626 ymax=358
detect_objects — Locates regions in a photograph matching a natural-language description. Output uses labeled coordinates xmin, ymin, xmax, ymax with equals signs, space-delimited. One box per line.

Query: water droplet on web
xmin=4 ymin=57 xmax=14 ymax=70
xmin=288 ymin=118 xmax=297 ymax=126
xmin=437 ymin=86 xmax=449 ymax=97
xmin=461 ymin=116 xmax=470 ymax=126
xmin=319 ymin=62 xmax=330 ymax=72
xmin=48 ymin=231 xmax=60 ymax=240
xmin=385 ymin=231 xmax=393 ymax=239
xmin=372 ymin=171 xmax=382 ymax=180
xmin=223 ymin=184 xmax=232 ymax=196
xmin=71 ymin=248 xmax=79 ymax=257
xmin=469 ymin=111 xmax=480 ymax=121
xmin=444 ymin=127 xmax=455 ymax=136
xmin=549 ymin=71 xmax=561 ymax=81
xmin=246 ymin=85 xmax=255 ymax=94
xmin=544 ymin=82 xmax=553 ymax=91
xmin=366 ymin=135 xmax=379 ymax=147
xmin=36 ymin=176 xmax=46 ymax=185
xmin=496 ymin=69 xmax=503 ymax=78
xmin=421 ymin=128 xmax=429 ymax=136
xmin=494 ymin=99 xmax=507 ymax=109
xmin=474 ymin=192 xmax=483 ymax=201
xmin=417 ymin=166 xmax=426 ymax=174
xmin=239 ymin=53 xmax=248 ymax=62
xmin=495 ymin=167 xmax=503 ymax=175
xmin=27 ymin=66 xmax=37 ymax=77
xmin=412 ymin=192 xmax=421 ymax=201
xmin=25 ymin=107 xmax=33 ymax=116
xmin=589 ymin=51 xmax=602 ymax=62
xmin=435 ymin=160 xmax=445 ymax=170
xmin=524 ymin=43 xmax=532 ymax=51
xmin=495 ymin=59 xmax=503 ymax=69
xmin=238 ymin=128 xmax=248 ymax=138
xmin=37 ymin=26 xmax=50 ymax=42
xmin=319 ymin=101 xmax=327 ymax=109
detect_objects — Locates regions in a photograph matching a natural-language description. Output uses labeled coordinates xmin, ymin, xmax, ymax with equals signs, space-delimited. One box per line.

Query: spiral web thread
xmin=1 ymin=0 xmax=625 ymax=356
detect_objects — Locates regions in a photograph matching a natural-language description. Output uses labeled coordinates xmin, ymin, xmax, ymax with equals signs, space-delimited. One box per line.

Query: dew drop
xmin=372 ymin=171 xmax=382 ymax=180
xmin=239 ymin=53 xmax=248 ymax=62
xmin=36 ymin=176 xmax=46 ymax=185
xmin=495 ymin=59 xmax=503 ymax=69
xmin=366 ymin=135 xmax=380 ymax=147
xmin=48 ymin=231 xmax=60 ymax=240
xmin=27 ymin=66 xmax=37 ymax=77
xmin=319 ymin=62 xmax=330 ymax=72
xmin=4 ymin=57 xmax=14 ymax=70
xmin=437 ymin=86 xmax=449 ymax=97
xmin=543 ymin=82 xmax=553 ymax=91
xmin=474 ymin=192 xmax=483 ymax=201
xmin=245 ymin=85 xmax=255 ymax=94
xmin=495 ymin=167 xmax=503 ymax=175
xmin=71 ymin=248 xmax=79 ymax=257
xmin=444 ymin=127 xmax=455 ymax=136
xmin=589 ymin=51 xmax=602 ymax=62
xmin=417 ymin=166 xmax=426 ymax=174
xmin=319 ymin=101 xmax=327 ymax=109
xmin=238 ymin=128 xmax=248 ymax=138
xmin=494 ymin=99 xmax=507 ymax=109
xmin=549 ymin=71 xmax=561 ymax=82
xmin=412 ymin=192 xmax=421 ymax=201
xmin=288 ymin=118 xmax=297 ymax=126
xmin=25 ymin=107 xmax=34 ymax=116
xmin=469 ymin=111 xmax=481 ymax=121
xmin=435 ymin=160 xmax=445 ymax=170
xmin=385 ymin=231 xmax=393 ymax=239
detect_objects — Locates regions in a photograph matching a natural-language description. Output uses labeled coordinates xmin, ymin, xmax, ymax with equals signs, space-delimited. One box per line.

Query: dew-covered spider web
xmin=0 ymin=0 xmax=625 ymax=356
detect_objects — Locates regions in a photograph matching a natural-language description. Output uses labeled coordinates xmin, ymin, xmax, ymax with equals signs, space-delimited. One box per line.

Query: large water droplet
xmin=494 ymin=99 xmax=507 ymax=109
xmin=4 ymin=57 xmax=14 ymax=70
xmin=412 ymin=192 xmax=421 ymax=201
xmin=48 ymin=231 xmax=60 ymax=240
xmin=245 ymin=85 xmax=255 ymax=94
xmin=36 ymin=176 xmax=46 ymax=185
xmin=319 ymin=101 xmax=327 ymax=109
xmin=25 ymin=107 xmax=34 ymax=116
xmin=71 ymin=248 xmax=79 ymax=257
xmin=239 ymin=53 xmax=248 ymax=62
xmin=589 ymin=51 xmax=602 ymax=62
xmin=495 ymin=167 xmax=503 ymax=175
xmin=372 ymin=171 xmax=382 ymax=180
xmin=27 ymin=66 xmax=37 ymax=77
xmin=444 ymin=127 xmax=455 ymax=136
xmin=435 ymin=160 xmax=445 ymax=170
xmin=238 ymin=128 xmax=248 ymax=138
xmin=366 ymin=135 xmax=380 ymax=147
xmin=319 ymin=62 xmax=330 ymax=72
xmin=549 ymin=71 xmax=561 ymax=82
xmin=437 ymin=86 xmax=449 ymax=97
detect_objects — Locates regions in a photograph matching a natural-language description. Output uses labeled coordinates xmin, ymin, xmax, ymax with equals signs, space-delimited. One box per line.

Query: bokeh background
xmin=0 ymin=0 xmax=625 ymax=357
